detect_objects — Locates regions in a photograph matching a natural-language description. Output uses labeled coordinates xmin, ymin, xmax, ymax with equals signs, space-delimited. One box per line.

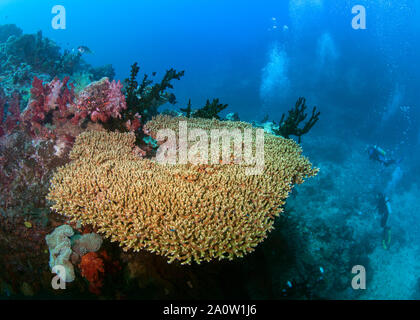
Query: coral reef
xmin=45 ymin=223 xmax=105 ymax=284
xmin=88 ymin=64 xmax=116 ymax=81
xmin=0 ymin=130 xmax=69 ymax=220
xmin=21 ymin=76 xmax=125 ymax=152
xmin=0 ymin=24 xmax=116 ymax=106
xmin=0 ymin=24 xmax=22 ymax=43
xmin=0 ymin=215 xmax=49 ymax=294
xmin=0 ymin=25 xmax=111 ymax=80
xmin=47 ymin=116 xmax=318 ymax=264
xmin=273 ymin=97 xmax=320 ymax=143
xmin=1 ymin=73 xmax=127 ymax=223
xmin=2 ymin=30 xmax=61 ymax=76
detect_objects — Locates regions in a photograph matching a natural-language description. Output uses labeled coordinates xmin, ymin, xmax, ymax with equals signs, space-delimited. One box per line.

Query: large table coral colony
xmin=47 ymin=116 xmax=318 ymax=265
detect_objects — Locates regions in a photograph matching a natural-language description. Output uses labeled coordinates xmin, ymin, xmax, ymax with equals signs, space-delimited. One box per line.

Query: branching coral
xmin=124 ymin=62 xmax=184 ymax=122
xmin=192 ymin=98 xmax=228 ymax=119
xmin=180 ymin=98 xmax=228 ymax=119
xmin=47 ymin=116 xmax=318 ymax=264
xmin=180 ymin=99 xmax=192 ymax=118
xmin=273 ymin=97 xmax=320 ymax=143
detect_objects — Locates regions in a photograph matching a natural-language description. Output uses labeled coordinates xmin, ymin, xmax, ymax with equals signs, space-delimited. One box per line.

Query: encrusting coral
xmin=47 ymin=115 xmax=318 ymax=264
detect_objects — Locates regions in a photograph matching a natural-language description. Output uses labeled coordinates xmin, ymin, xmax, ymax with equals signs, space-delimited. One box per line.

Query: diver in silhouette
xmin=377 ymin=193 xmax=392 ymax=250
xmin=367 ymin=145 xmax=397 ymax=167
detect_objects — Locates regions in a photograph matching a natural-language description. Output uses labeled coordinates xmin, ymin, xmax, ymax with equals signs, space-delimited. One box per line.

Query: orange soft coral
xmin=79 ymin=252 xmax=105 ymax=295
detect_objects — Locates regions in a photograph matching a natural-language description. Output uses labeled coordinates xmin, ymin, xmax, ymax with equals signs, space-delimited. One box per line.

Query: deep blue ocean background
xmin=2 ymin=0 xmax=419 ymax=140
xmin=1 ymin=0 xmax=420 ymax=299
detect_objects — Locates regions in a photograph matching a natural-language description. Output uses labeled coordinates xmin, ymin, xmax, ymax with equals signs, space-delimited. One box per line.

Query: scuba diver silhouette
xmin=377 ymin=193 xmax=392 ymax=250
xmin=367 ymin=145 xmax=398 ymax=167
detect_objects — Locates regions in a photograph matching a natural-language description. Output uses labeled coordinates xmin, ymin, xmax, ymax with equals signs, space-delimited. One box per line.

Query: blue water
xmin=2 ymin=1 xmax=419 ymax=125
xmin=1 ymin=0 xmax=420 ymax=299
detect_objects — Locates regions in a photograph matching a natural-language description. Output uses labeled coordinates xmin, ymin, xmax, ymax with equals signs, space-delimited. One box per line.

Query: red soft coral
xmin=22 ymin=76 xmax=75 ymax=139
xmin=0 ymin=89 xmax=21 ymax=137
xmin=4 ymin=92 xmax=21 ymax=134
xmin=79 ymin=252 xmax=105 ymax=295
xmin=0 ymin=90 xmax=5 ymax=137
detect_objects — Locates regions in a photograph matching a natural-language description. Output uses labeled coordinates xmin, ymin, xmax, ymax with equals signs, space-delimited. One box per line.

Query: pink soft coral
xmin=22 ymin=76 xmax=75 ymax=139
xmin=72 ymin=77 xmax=126 ymax=125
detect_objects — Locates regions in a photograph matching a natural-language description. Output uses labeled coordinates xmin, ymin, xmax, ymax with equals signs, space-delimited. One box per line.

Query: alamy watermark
xmin=51 ymin=265 xmax=67 ymax=290
xmin=351 ymin=265 xmax=366 ymax=289
xmin=352 ymin=5 xmax=366 ymax=30
xmin=155 ymin=121 xmax=265 ymax=175
xmin=51 ymin=5 xmax=66 ymax=30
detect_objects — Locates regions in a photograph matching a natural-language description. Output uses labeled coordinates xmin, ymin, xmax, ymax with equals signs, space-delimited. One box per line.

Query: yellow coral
xmin=47 ymin=116 xmax=318 ymax=264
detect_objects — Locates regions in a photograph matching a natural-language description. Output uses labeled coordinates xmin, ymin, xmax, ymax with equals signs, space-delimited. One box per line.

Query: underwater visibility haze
xmin=0 ymin=0 xmax=420 ymax=301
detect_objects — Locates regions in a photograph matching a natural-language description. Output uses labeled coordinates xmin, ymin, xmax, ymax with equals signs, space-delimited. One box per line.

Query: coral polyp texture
xmin=47 ymin=116 xmax=318 ymax=264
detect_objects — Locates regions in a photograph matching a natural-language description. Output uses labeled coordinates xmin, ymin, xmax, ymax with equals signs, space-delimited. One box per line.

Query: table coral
xmin=47 ymin=116 xmax=318 ymax=264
